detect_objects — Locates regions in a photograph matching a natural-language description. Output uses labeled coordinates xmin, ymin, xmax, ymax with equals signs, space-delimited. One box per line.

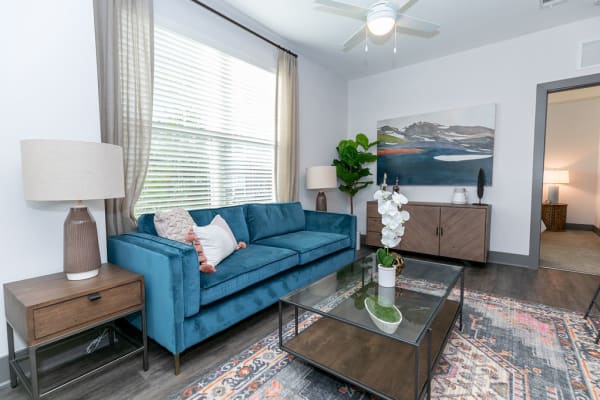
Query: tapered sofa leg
xmin=174 ymin=353 xmax=181 ymax=375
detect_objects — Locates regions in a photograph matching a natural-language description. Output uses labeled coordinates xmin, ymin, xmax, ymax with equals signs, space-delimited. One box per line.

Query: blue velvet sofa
xmin=107 ymin=202 xmax=356 ymax=373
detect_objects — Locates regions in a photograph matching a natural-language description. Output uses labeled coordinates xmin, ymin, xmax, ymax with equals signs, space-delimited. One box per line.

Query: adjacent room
xmin=541 ymin=86 xmax=600 ymax=275
xmin=1 ymin=1 xmax=600 ymax=399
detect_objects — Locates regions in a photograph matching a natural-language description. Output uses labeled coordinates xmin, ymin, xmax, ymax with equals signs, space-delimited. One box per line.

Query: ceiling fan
xmin=315 ymin=0 xmax=440 ymax=51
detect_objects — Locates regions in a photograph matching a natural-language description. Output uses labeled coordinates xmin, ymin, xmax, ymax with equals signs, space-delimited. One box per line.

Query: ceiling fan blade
xmin=396 ymin=14 xmax=440 ymax=34
xmin=314 ymin=0 xmax=368 ymax=16
xmin=342 ymin=24 xmax=367 ymax=51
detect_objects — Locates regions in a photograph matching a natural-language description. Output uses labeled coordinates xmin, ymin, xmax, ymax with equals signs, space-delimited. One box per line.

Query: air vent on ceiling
xmin=540 ymin=0 xmax=566 ymax=8
xmin=580 ymin=40 xmax=600 ymax=69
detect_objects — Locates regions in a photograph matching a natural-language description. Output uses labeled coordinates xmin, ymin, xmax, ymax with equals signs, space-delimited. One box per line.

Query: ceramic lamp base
xmin=64 ymin=206 xmax=101 ymax=281
xmin=315 ymin=191 xmax=327 ymax=211
xmin=547 ymin=185 xmax=559 ymax=203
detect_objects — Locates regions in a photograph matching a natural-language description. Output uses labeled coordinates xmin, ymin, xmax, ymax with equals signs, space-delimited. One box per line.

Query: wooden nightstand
xmin=542 ymin=203 xmax=568 ymax=231
xmin=4 ymin=263 xmax=147 ymax=400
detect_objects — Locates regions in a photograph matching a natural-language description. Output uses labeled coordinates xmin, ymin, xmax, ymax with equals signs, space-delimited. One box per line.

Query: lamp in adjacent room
xmin=306 ymin=166 xmax=338 ymax=211
xmin=20 ymin=140 xmax=125 ymax=280
xmin=543 ymin=169 xmax=569 ymax=203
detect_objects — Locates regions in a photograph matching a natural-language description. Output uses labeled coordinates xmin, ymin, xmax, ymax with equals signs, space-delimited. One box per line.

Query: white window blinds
xmin=135 ymin=27 xmax=276 ymax=216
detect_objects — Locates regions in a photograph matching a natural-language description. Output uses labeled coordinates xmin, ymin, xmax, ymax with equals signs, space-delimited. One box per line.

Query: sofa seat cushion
xmin=199 ymin=244 xmax=298 ymax=306
xmin=255 ymin=231 xmax=351 ymax=265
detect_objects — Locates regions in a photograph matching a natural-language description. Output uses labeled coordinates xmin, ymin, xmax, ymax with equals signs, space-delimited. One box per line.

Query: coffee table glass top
xmin=281 ymin=253 xmax=463 ymax=345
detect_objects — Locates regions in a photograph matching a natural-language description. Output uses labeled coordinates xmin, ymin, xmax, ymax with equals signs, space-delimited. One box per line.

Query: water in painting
xmin=376 ymin=104 xmax=495 ymax=186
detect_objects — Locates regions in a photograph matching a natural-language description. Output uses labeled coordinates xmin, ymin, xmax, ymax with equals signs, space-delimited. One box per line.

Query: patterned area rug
xmin=172 ymin=283 xmax=600 ymax=400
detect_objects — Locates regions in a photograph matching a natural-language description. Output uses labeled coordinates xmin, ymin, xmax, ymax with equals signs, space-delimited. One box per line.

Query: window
xmin=135 ymin=26 xmax=276 ymax=216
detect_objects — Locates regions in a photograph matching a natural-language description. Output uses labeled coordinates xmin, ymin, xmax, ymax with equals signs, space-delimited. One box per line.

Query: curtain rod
xmin=188 ymin=0 xmax=298 ymax=58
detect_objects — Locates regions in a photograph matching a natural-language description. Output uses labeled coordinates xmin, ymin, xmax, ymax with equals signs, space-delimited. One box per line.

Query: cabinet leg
xmin=174 ymin=353 xmax=181 ymax=375
xmin=29 ymin=347 xmax=39 ymax=400
xmin=6 ymin=322 xmax=17 ymax=388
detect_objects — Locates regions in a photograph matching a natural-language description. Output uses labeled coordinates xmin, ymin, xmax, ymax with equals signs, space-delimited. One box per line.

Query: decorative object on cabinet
xmin=373 ymin=189 xmax=409 ymax=287
xmin=20 ymin=140 xmax=125 ymax=280
xmin=332 ymin=133 xmax=378 ymax=214
xmin=306 ymin=166 xmax=338 ymax=211
xmin=3 ymin=264 xmax=147 ymax=400
xmin=376 ymin=104 xmax=495 ymax=186
xmin=543 ymin=169 xmax=569 ymax=204
xmin=541 ymin=203 xmax=567 ymax=231
xmin=476 ymin=168 xmax=485 ymax=205
xmin=451 ymin=188 xmax=468 ymax=204
xmin=366 ymin=201 xmax=491 ymax=263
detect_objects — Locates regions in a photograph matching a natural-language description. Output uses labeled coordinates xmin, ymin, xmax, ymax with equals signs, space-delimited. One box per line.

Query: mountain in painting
xmin=378 ymin=121 xmax=494 ymax=154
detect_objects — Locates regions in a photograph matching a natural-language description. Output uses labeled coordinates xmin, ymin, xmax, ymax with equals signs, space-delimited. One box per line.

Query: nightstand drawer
xmin=33 ymin=281 xmax=142 ymax=340
xmin=367 ymin=217 xmax=382 ymax=233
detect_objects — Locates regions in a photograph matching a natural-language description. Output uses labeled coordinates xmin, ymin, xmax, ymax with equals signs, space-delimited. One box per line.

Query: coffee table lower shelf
xmin=281 ymin=300 xmax=459 ymax=400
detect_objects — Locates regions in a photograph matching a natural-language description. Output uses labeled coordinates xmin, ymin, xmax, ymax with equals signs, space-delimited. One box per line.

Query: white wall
xmin=155 ymin=0 xmax=349 ymax=212
xmin=0 ymin=0 xmax=103 ymax=360
xmin=348 ymin=17 xmax=600 ymax=256
xmin=545 ymin=98 xmax=600 ymax=225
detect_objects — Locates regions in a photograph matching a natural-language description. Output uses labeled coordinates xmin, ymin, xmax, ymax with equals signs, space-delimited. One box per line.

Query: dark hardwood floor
xmin=1 ymin=247 xmax=598 ymax=400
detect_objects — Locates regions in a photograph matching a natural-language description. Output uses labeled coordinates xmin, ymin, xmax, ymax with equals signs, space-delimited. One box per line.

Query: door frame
xmin=529 ymin=73 xmax=600 ymax=268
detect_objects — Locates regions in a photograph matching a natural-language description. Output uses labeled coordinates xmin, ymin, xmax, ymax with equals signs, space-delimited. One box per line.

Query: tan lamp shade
xmin=20 ymin=139 xmax=125 ymax=280
xmin=543 ymin=169 xmax=570 ymax=184
xmin=21 ymin=139 xmax=125 ymax=201
xmin=306 ymin=166 xmax=337 ymax=190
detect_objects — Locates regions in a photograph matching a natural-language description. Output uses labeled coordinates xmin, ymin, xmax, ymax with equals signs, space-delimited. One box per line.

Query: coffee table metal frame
xmin=278 ymin=258 xmax=464 ymax=400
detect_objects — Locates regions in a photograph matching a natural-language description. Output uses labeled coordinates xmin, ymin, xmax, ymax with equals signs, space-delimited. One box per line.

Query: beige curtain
xmin=94 ymin=0 xmax=154 ymax=235
xmin=275 ymin=50 xmax=299 ymax=202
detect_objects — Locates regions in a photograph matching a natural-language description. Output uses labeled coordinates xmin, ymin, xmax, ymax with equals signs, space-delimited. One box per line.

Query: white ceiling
xmin=222 ymin=0 xmax=600 ymax=79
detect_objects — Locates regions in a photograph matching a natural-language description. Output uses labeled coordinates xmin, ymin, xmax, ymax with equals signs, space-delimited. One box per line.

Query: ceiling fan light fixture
xmin=366 ymin=5 xmax=396 ymax=36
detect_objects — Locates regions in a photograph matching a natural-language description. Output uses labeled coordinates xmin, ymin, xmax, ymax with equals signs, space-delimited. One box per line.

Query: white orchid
xmin=375 ymin=188 xmax=410 ymax=268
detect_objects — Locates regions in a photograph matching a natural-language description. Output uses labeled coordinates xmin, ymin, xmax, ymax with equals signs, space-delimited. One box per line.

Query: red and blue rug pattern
xmin=173 ymin=280 xmax=600 ymax=400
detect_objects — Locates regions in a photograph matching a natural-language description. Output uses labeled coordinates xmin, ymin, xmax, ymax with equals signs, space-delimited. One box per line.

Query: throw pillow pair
xmin=154 ymin=208 xmax=246 ymax=272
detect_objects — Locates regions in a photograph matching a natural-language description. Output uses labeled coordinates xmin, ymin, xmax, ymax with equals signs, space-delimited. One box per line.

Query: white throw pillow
xmin=193 ymin=222 xmax=237 ymax=268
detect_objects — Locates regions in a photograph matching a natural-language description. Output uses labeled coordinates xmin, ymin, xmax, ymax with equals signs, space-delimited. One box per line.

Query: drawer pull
xmin=88 ymin=292 xmax=102 ymax=301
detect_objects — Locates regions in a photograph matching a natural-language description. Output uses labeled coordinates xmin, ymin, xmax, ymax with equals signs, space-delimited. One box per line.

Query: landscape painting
xmin=376 ymin=104 xmax=495 ymax=186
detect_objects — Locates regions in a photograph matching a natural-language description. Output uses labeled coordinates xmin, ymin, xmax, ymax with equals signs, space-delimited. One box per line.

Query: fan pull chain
xmin=393 ymin=21 xmax=397 ymax=54
xmin=365 ymin=25 xmax=368 ymax=52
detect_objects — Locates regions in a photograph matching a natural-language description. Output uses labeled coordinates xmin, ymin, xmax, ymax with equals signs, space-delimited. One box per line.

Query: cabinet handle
xmin=440 ymin=227 xmax=444 ymax=236
xmin=88 ymin=292 xmax=102 ymax=301
xmin=435 ymin=227 xmax=439 ymax=236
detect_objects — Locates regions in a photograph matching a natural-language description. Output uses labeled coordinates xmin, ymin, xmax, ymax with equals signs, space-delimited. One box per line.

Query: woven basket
xmin=542 ymin=204 xmax=567 ymax=231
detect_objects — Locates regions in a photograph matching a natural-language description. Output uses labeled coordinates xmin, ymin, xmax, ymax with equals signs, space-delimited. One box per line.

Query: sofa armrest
xmin=304 ymin=210 xmax=357 ymax=249
xmin=107 ymin=232 xmax=200 ymax=354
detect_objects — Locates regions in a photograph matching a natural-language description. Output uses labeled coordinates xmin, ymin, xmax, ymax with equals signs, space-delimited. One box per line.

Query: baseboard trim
xmin=565 ymin=223 xmax=594 ymax=231
xmin=0 ymin=354 xmax=9 ymax=389
xmin=488 ymin=251 xmax=537 ymax=269
xmin=594 ymin=226 xmax=600 ymax=237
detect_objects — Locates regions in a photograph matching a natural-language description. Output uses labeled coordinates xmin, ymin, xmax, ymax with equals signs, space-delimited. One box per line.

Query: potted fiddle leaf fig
xmin=332 ymin=133 xmax=378 ymax=214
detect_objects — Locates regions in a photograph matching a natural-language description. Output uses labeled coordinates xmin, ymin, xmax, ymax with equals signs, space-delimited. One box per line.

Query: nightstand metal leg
xmin=142 ymin=306 xmax=148 ymax=371
xmin=29 ymin=347 xmax=39 ymax=400
xmin=6 ymin=322 xmax=17 ymax=388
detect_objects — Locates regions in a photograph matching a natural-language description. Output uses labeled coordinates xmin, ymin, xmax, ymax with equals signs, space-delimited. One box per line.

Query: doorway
xmin=530 ymin=73 xmax=600 ymax=273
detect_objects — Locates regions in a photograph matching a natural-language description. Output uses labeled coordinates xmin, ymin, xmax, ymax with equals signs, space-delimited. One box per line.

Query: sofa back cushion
xmin=137 ymin=205 xmax=250 ymax=244
xmin=247 ymin=202 xmax=306 ymax=242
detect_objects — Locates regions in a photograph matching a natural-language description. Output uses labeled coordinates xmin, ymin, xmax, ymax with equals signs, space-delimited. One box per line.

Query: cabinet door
xmin=399 ymin=205 xmax=440 ymax=255
xmin=439 ymin=207 xmax=487 ymax=262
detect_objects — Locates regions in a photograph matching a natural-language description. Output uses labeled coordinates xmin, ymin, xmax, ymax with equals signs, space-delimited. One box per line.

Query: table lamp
xmin=543 ymin=169 xmax=569 ymax=203
xmin=20 ymin=140 xmax=125 ymax=280
xmin=306 ymin=166 xmax=337 ymax=211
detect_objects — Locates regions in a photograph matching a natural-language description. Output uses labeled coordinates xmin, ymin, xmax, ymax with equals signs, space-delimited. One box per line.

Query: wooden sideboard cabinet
xmin=366 ymin=201 xmax=492 ymax=263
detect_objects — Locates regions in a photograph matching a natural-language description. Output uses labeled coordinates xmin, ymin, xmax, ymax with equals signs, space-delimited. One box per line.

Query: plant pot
xmin=377 ymin=264 xmax=397 ymax=287
xmin=377 ymin=285 xmax=395 ymax=307
xmin=364 ymin=297 xmax=402 ymax=335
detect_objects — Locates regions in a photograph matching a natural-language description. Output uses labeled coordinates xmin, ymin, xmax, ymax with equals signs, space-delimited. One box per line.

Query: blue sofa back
xmin=246 ymin=202 xmax=305 ymax=241
xmin=136 ymin=202 xmax=307 ymax=243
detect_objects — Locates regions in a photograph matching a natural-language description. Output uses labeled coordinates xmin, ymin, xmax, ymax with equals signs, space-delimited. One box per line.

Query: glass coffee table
xmin=278 ymin=253 xmax=464 ymax=400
